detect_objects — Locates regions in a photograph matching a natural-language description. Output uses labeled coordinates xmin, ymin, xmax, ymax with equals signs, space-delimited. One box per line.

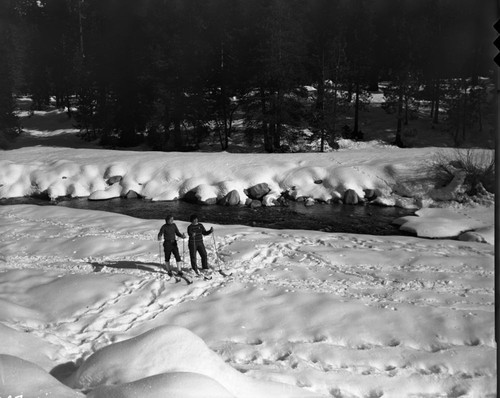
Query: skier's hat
xmin=190 ymin=214 xmax=198 ymax=222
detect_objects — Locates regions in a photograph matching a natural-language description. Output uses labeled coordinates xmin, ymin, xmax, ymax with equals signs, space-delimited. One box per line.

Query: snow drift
xmin=87 ymin=372 xmax=236 ymax=398
xmin=0 ymin=354 xmax=84 ymax=398
xmin=69 ymin=325 xmax=320 ymax=397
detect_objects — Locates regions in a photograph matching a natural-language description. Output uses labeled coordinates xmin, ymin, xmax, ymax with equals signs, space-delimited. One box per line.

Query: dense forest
xmin=0 ymin=0 xmax=496 ymax=151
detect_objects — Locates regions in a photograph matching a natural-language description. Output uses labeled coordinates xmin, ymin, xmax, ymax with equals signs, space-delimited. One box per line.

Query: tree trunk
xmin=477 ymin=93 xmax=483 ymax=132
xmin=273 ymin=89 xmax=282 ymax=150
xmin=316 ymin=79 xmax=325 ymax=113
xmin=404 ymin=93 xmax=409 ymax=125
xmin=353 ymin=80 xmax=360 ymax=138
xmin=462 ymin=84 xmax=467 ymax=142
xmin=221 ymin=95 xmax=229 ymax=150
xmin=394 ymin=88 xmax=404 ymax=147
xmin=433 ymin=79 xmax=440 ymax=124
xmin=173 ymin=117 xmax=182 ymax=148
xmin=330 ymin=83 xmax=338 ymax=145
xmin=78 ymin=0 xmax=85 ymax=58
xmin=224 ymin=121 xmax=229 ymax=150
xmin=347 ymin=81 xmax=353 ymax=102
xmin=429 ymin=81 xmax=435 ymax=119
xmin=260 ymin=88 xmax=273 ymax=152
xmin=316 ymin=50 xmax=325 ymax=113
xmin=220 ymin=42 xmax=229 ymax=150
xmin=317 ymin=53 xmax=326 ymax=152
xmin=65 ymin=96 xmax=72 ymax=118
xmin=367 ymin=68 xmax=379 ymax=92
xmin=172 ymin=90 xmax=183 ymax=148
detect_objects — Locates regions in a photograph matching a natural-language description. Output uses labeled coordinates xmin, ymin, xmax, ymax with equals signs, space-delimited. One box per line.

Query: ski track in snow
xmin=209 ymin=232 xmax=495 ymax=395
xmin=231 ymin=234 xmax=493 ymax=306
xmin=0 ymin=207 xmax=495 ymax=396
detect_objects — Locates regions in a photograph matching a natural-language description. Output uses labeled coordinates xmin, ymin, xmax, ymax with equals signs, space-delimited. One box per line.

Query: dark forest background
xmin=0 ymin=0 xmax=497 ymax=151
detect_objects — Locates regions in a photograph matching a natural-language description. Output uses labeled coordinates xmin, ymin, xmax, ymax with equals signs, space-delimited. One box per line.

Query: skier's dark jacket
xmin=158 ymin=223 xmax=183 ymax=242
xmin=187 ymin=223 xmax=212 ymax=242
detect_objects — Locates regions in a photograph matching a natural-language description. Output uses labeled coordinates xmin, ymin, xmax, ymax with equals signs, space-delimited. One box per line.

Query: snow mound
xmin=458 ymin=226 xmax=495 ymax=245
xmin=69 ymin=325 xmax=321 ymax=397
xmin=0 ymin=324 xmax=57 ymax=371
xmin=336 ymin=138 xmax=395 ymax=150
xmin=87 ymin=372 xmax=236 ymax=398
xmin=0 ymin=354 xmax=84 ymax=398
xmin=0 ymin=148 xmax=407 ymax=203
xmin=88 ymin=182 xmax=122 ymax=200
xmin=394 ymin=207 xmax=492 ymax=240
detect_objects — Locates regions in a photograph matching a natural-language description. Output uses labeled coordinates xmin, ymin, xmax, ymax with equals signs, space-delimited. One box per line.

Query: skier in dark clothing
xmin=158 ymin=215 xmax=186 ymax=276
xmin=187 ymin=214 xmax=213 ymax=275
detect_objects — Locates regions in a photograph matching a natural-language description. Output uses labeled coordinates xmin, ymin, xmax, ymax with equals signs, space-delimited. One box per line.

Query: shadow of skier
xmin=89 ymin=261 xmax=163 ymax=274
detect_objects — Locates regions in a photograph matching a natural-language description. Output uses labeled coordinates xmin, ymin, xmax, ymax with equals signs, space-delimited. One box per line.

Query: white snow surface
xmin=0 ymin=133 xmax=496 ymax=397
xmin=0 ymin=201 xmax=496 ymax=397
xmin=0 ymin=146 xmax=449 ymax=203
xmin=394 ymin=207 xmax=495 ymax=243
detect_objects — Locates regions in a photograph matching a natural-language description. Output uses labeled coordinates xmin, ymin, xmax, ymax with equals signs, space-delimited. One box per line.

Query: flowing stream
xmin=1 ymin=197 xmax=414 ymax=236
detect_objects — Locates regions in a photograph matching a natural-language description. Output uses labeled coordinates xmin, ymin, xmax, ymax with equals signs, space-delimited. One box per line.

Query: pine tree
xmin=343 ymin=0 xmax=375 ymax=140
xmin=0 ymin=0 xmax=20 ymax=149
xmin=243 ymin=0 xmax=306 ymax=152
xmin=305 ymin=0 xmax=350 ymax=151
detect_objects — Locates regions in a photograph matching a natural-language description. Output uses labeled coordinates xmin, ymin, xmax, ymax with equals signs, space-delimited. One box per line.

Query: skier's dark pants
xmin=189 ymin=241 xmax=208 ymax=272
xmin=163 ymin=241 xmax=181 ymax=269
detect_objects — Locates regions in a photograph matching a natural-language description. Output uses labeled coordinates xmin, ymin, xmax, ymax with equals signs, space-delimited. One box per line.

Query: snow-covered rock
xmin=394 ymin=207 xmax=492 ymax=239
xmin=429 ymin=171 xmax=467 ymax=201
xmin=458 ymin=226 xmax=494 ymax=245
xmin=0 ymin=147 xmax=438 ymax=206
xmin=88 ymin=182 xmax=122 ymax=200
xmin=219 ymin=189 xmax=240 ymax=206
xmin=246 ymin=182 xmax=271 ymax=200
xmin=343 ymin=189 xmax=359 ymax=205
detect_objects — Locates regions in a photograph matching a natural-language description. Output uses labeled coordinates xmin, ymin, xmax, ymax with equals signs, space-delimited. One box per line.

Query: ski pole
xmin=182 ymin=238 xmax=186 ymax=264
xmin=158 ymin=241 xmax=162 ymax=269
xmin=192 ymin=234 xmax=196 ymax=272
xmin=212 ymin=231 xmax=221 ymax=270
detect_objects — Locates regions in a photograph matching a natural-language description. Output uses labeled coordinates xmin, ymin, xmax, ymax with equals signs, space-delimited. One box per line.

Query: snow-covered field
xmin=0 ymin=107 xmax=496 ymax=397
xmin=0 ymin=203 xmax=496 ymax=397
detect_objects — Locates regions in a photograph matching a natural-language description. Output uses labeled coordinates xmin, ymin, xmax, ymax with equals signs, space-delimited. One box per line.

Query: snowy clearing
xmin=0 ymin=204 xmax=495 ymax=397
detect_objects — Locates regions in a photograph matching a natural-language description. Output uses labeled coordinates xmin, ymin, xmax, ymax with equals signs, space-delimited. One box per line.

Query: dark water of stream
xmin=1 ymin=197 xmax=415 ymax=236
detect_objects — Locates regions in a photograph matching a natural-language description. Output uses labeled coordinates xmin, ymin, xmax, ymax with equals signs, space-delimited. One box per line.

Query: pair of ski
xmin=194 ymin=268 xmax=232 ymax=279
xmin=163 ymin=269 xmax=193 ymax=284
xmin=162 ymin=268 xmax=231 ymax=285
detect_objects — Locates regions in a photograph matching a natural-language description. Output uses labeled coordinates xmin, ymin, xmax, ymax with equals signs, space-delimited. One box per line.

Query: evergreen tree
xmin=44 ymin=0 xmax=79 ymax=112
xmin=378 ymin=0 xmax=424 ymax=147
xmin=243 ymin=0 xmax=307 ymax=152
xmin=0 ymin=0 xmax=20 ymax=149
xmin=3 ymin=0 xmax=495 ymax=151
xmin=342 ymin=0 xmax=375 ymax=140
xmin=204 ymin=0 xmax=249 ymax=150
xmin=305 ymin=0 xmax=351 ymax=150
